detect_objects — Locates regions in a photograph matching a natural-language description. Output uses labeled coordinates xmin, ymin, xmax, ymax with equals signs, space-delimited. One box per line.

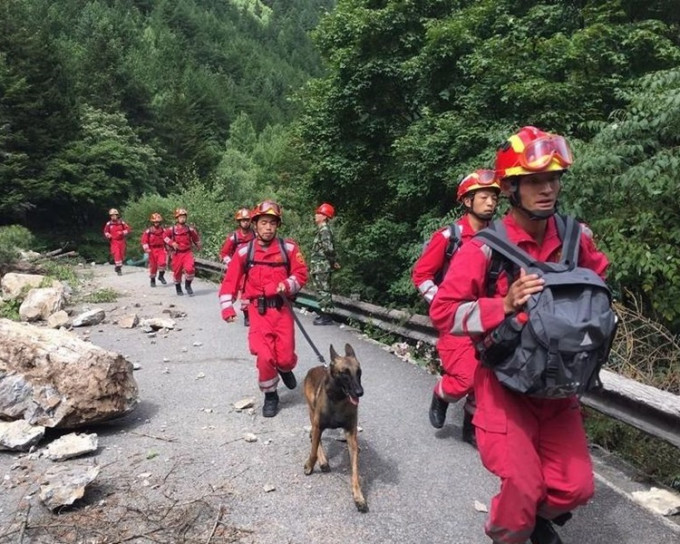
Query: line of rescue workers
xmin=101 ymin=126 xmax=618 ymax=544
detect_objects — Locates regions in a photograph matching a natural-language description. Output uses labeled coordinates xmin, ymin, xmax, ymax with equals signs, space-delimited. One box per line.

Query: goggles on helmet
xmin=519 ymin=135 xmax=573 ymax=172
xmin=254 ymin=201 xmax=282 ymax=218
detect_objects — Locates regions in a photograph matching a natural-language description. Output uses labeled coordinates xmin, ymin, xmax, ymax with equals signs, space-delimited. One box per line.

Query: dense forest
xmin=2 ymin=0 xmax=680 ymax=328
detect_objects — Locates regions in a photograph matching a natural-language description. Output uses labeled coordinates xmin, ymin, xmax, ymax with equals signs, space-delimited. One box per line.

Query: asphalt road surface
xmin=0 ymin=264 xmax=678 ymax=544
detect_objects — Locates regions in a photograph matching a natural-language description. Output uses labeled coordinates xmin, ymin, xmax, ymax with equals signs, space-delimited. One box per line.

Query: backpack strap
xmin=245 ymin=237 xmax=291 ymax=275
xmin=444 ymin=223 xmax=462 ymax=261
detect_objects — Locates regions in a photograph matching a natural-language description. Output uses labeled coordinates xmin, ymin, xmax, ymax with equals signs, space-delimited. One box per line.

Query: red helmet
xmin=456 ymin=170 xmax=500 ymax=203
xmin=108 ymin=208 xmax=119 ymax=216
xmin=252 ymin=200 xmax=282 ymax=221
xmin=174 ymin=208 xmax=188 ymax=218
xmin=495 ymin=126 xmax=573 ymax=180
xmin=234 ymin=208 xmax=251 ymax=221
xmin=149 ymin=213 xmax=163 ymax=222
xmin=315 ymin=202 xmax=335 ymax=219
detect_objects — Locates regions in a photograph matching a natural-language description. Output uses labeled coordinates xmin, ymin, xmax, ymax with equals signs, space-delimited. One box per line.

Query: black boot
xmin=429 ymin=393 xmax=449 ymax=429
xmin=115 ymin=265 xmax=122 ymax=276
xmin=530 ymin=517 xmax=564 ymax=544
xmin=262 ymin=391 xmax=279 ymax=417
xmin=150 ymin=277 xmax=156 ymax=288
xmin=185 ymin=280 xmax=194 ymax=296
xmin=313 ymin=312 xmax=333 ymax=326
xmin=278 ymin=370 xmax=297 ymax=390
xmin=243 ymin=309 xmax=250 ymax=327
xmin=175 ymin=283 xmax=184 ymax=296
xmin=462 ymin=411 xmax=477 ymax=448
xmin=158 ymin=271 xmax=167 ymax=285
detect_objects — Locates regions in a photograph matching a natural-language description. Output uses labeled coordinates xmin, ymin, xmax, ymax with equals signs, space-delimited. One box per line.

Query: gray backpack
xmin=475 ymin=215 xmax=617 ymax=398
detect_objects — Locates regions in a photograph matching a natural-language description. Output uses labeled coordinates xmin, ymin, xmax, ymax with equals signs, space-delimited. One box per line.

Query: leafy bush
xmin=81 ymin=288 xmax=119 ymax=303
xmin=0 ymin=225 xmax=34 ymax=266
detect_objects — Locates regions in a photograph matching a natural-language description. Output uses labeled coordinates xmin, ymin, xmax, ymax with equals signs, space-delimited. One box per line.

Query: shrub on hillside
xmin=0 ymin=225 xmax=35 ymax=267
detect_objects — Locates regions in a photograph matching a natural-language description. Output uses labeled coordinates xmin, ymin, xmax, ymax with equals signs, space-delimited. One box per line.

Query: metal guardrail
xmin=195 ymin=257 xmax=680 ymax=449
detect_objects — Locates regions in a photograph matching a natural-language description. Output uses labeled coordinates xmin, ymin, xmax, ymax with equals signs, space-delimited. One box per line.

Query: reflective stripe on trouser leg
xmin=434 ymin=336 xmax=478 ymax=402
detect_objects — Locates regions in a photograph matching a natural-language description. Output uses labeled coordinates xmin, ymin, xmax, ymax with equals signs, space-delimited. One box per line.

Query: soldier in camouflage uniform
xmin=310 ymin=203 xmax=340 ymax=325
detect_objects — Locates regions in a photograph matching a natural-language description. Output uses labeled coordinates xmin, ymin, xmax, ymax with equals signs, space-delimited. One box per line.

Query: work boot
xmin=243 ymin=310 xmax=250 ymax=327
xmin=530 ymin=517 xmax=564 ymax=544
xmin=429 ymin=393 xmax=449 ymax=429
xmin=313 ymin=312 xmax=333 ymax=326
xmin=158 ymin=271 xmax=167 ymax=285
xmin=262 ymin=391 xmax=279 ymax=418
xmin=115 ymin=265 xmax=122 ymax=276
xmin=278 ymin=370 xmax=297 ymax=390
xmin=150 ymin=277 xmax=156 ymax=288
xmin=175 ymin=283 xmax=184 ymax=296
xmin=185 ymin=280 xmax=194 ymax=296
xmin=462 ymin=411 xmax=477 ymax=449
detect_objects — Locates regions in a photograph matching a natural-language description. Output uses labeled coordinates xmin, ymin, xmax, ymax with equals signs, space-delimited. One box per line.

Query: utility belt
xmin=254 ymin=295 xmax=284 ymax=315
xmin=174 ymin=248 xmax=191 ymax=253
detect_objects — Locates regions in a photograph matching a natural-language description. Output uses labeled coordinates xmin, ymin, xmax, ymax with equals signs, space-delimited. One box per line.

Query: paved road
xmin=1 ymin=264 xmax=678 ymax=543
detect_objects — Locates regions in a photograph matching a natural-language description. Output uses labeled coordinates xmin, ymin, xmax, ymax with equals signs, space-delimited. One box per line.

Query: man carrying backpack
xmin=219 ymin=207 xmax=255 ymax=325
xmin=310 ymin=202 xmax=341 ymax=326
xmin=218 ymin=200 xmax=308 ymax=418
xmin=163 ymin=208 xmax=202 ymax=296
xmin=430 ymin=126 xmax=610 ymax=544
xmin=412 ymin=170 xmax=500 ymax=443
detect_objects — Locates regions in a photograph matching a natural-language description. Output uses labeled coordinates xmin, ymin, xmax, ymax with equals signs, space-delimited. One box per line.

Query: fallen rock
xmin=0 ymin=420 xmax=45 ymax=451
xmin=47 ymin=310 xmax=70 ymax=329
xmin=0 ymin=319 xmax=139 ymax=428
xmin=631 ymin=487 xmax=680 ymax=516
xmin=19 ymin=287 xmax=65 ymax=322
xmin=234 ymin=398 xmax=255 ymax=411
xmin=2 ymin=273 xmax=46 ymax=301
xmin=140 ymin=317 xmax=176 ymax=331
xmin=44 ymin=432 xmax=98 ymax=461
xmin=118 ymin=314 xmax=139 ymax=329
xmin=39 ymin=464 xmax=100 ymax=510
xmin=71 ymin=308 xmax=106 ymax=327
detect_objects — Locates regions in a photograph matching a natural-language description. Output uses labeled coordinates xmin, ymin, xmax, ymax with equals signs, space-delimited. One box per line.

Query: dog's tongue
xmin=348 ymin=396 xmax=359 ymax=406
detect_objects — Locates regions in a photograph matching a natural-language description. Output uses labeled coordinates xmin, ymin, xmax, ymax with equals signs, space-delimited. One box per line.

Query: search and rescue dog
xmin=303 ymin=343 xmax=368 ymax=513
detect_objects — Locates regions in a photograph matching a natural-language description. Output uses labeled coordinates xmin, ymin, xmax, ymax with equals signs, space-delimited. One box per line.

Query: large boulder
xmin=0 ymin=319 xmax=139 ymax=428
xmin=1 ymin=272 xmax=45 ymax=301
xmin=19 ymin=286 xmax=65 ymax=322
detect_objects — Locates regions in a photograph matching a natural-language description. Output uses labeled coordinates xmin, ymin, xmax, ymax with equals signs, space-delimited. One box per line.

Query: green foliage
xmin=585 ymin=409 xmax=680 ymax=492
xmin=299 ymin=0 xmax=680 ymax=309
xmin=0 ymin=298 xmax=21 ymax=321
xmin=39 ymin=260 xmax=80 ymax=285
xmin=81 ymin=288 xmax=119 ymax=303
xmin=564 ymin=67 xmax=680 ymax=326
xmin=0 ymin=225 xmax=35 ymax=266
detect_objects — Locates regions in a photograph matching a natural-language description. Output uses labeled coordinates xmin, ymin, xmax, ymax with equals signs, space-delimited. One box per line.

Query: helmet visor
xmin=475 ymin=169 xmax=497 ymax=186
xmin=519 ymin=135 xmax=573 ymax=172
xmin=256 ymin=201 xmax=282 ymax=217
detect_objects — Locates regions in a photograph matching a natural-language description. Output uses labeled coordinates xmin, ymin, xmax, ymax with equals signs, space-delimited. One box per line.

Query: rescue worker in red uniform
xmin=412 ymin=170 xmax=500 ymax=443
xmin=218 ymin=200 xmax=308 ymax=418
xmin=219 ymin=207 xmax=256 ymax=326
xmin=163 ymin=208 xmax=201 ymax=296
xmin=103 ymin=208 xmax=131 ymax=276
xmin=141 ymin=213 xmax=168 ymax=288
xmin=430 ymin=127 xmax=609 ymax=544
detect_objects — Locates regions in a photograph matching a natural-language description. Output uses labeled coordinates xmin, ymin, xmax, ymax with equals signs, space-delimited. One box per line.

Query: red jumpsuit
xmin=218 ymin=238 xmax=308 ymax=392
xmin=141 ymin=226 xmax=168 ymax=277
xmin=103 ymin=220 xmax=131 ymax=266
xmin=219 ymin=228 xmax=255 ymax=311
xmin=219 ymin=228 xmax=255 ymax=265
xmin=163 ymin=224 xmax=201 ymax=284
xmin=429 ymin=214 xmax=608 ymax=544
xmin=412 ymin=215 xmax=478 ymax=406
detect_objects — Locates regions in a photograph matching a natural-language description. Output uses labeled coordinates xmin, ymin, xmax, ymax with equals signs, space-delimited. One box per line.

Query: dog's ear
xmin=329 ymin=344 xmax=339 ymax=363
xmin=344 ymin=343 xmax=356 ymax=358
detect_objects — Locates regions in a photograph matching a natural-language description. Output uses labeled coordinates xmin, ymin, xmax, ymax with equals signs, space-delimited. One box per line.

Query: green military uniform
xmin=310 ymin=221 xmax=337 ymax=314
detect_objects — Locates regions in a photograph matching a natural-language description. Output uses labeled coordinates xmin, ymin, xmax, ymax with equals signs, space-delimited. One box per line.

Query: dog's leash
xmin=282 ymin=295 xmax=326 ymax=364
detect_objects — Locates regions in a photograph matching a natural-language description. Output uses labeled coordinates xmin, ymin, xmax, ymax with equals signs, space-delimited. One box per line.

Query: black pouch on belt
xmin=257 ymin=296 xmax=267 ymax=315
